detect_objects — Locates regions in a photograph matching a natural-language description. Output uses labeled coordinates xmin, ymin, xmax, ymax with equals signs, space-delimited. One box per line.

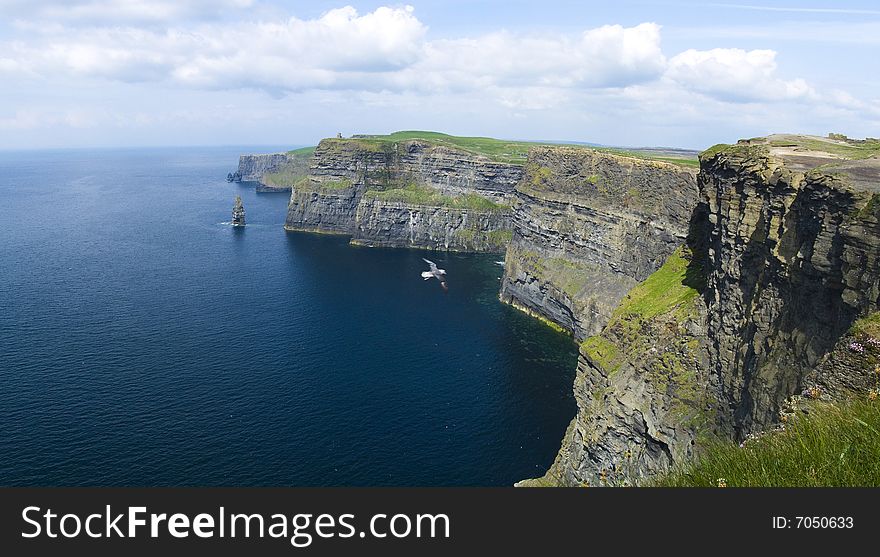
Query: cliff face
xmin=698 ymin=138 xmax=880 ymax=438
xmin=230 ymin=151 xmax=311 ymax=192
xmin=499 ymin=147 xmax=698 ymax=340
xmin=232 ymin=153 xmax=293 ymax=181
xmin=352 ymin=198 xmax=512 ymax=252
xmin=519 ymin=134 xmax=880 ymax=487
xmin=522 ymin=247 xmax=711 ymax=486
xmin=284 ymin=138 xmax=521 ymax=251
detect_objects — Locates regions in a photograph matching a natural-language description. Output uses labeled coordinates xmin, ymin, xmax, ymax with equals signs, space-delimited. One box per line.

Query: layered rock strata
xmin=499 ymin=147 xmax=699 ymax=340
xmin=520 ymin=135 xmax=880 ymax=486
xmin=229 ymin=151 xmax=311 ymax=192
xmin=284 ymin=138 xmax=522 ymax=251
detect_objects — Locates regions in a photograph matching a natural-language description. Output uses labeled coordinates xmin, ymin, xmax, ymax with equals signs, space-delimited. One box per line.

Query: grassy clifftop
xmin=653 ymin=397 xmax=880 ymax=487
xmin=335 ymin=130 xmax=699 ymax=167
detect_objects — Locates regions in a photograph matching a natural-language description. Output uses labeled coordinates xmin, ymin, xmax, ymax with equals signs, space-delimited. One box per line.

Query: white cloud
xmin=1 ymin=0 xmax=255 ymax=24
xmin=400 ymin=23 xmax=666 ymax=92
xmin=665 ymin=48 xmax=815 ymax=102
xmin=4 ymin=6 xmax=428 ymax=91
xmin=1 ymin=3 xmax=878 ymax=148
xmin=0 ymin=11 xmax=670 ymax=96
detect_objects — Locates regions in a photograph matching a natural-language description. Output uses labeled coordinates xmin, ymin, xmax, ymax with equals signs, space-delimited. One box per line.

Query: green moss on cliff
xmin=363 ymin=183 xmax=509 ymax=212
xmin=613 ymin=246 xmax=702 ymax=322
xmin=529 ymin=165 xmax=554 ymax=188
xmin=512 ymin=247 xmax=596 ymax=301
xmin=579 ymin=246 xmax=703 ymax=376
xmin=262 ymin=169 xmax=300 ymax=188
xmin=850 ymin=311 xmax=880 ymax=338
xmin=700 ymin=142 xmax=769 ymax=162
xmin=856 ymin=194 xmax=880 ymax=220
xmin=488 ymin=229 xmax=513 ymax=245
xmin=581 ymin=336 xmax=621 ymax=373
xmin=297 ymin=178 xmax=353 ymax=193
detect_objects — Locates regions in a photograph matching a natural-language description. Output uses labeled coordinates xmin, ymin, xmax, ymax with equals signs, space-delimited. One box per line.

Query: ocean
xmin=0 ymin=146 xmax=577 ymax=486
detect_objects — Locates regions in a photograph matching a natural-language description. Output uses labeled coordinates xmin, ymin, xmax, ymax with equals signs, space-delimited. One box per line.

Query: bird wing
xmin=422 ymin=258 xmax=438 ymax=272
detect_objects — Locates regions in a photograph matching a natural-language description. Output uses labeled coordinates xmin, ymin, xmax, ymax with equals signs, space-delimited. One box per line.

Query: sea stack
xmin=232 ymin=195 xmax=246 ymax=227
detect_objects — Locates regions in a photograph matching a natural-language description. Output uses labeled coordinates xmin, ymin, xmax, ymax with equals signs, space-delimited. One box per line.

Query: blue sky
xmin=0 ymin=0 xmax=878 ymax=149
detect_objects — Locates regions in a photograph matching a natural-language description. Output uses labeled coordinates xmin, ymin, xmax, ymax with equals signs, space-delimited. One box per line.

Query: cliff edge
xmin=500 ymin=146 xmax=698 ymax=340
xmin=518 ymin=134 xmax=880 ymax=486
xmin=284 ymin=135 xmax=522 ymax=252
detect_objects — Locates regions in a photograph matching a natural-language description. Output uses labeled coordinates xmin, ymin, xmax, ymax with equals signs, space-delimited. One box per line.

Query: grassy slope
xmin=581 ymin=246 xmax=702 ymax=374
xmin=653 ymin=397 xmax=880 ymax=487
xmin=350 ymin=130 xmax=698 ymax=167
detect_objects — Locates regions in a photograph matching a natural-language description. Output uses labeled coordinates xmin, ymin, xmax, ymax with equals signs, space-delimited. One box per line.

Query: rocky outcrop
xmin=519 ymin=134 xmax=880 ymax=487
xmin=284 ymin=138 xmax=522 ymax=251
xmin=499 ymin=147 xmax=698 ymax=340
xmin=232 ymin=196 xmax=245 ymax=227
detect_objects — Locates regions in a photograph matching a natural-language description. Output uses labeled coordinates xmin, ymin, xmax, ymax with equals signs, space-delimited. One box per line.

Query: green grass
xmin=611 ymin=246 xmax=702 ymax=322
xmin=339 ymin=131 xmax=698 ymax=167
xmin=850 ymin=311 xmax=880 ymax=338
xmin=286 ymin=146 xmax=316 ymax=156
xmin=768 ymin=136 xmax=880 ymax=160
xmin=315 ymin=179 xmax=352 ymax=192
xmin=653 ymin=397 xmax=880 ymax=486
xmin=262 ymin=168 xmax=306 ymax=188
xmin=579 ymin=246 xmax=703 ymax=375
xmin=363 ymin=183 xmax=509 ymax=212
xmin=703 ymin=135 xmax=880 ymax=162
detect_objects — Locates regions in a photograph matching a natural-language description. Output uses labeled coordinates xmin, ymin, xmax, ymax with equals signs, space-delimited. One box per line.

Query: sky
xmin=0 ymin=0 xmax=878 ymax=150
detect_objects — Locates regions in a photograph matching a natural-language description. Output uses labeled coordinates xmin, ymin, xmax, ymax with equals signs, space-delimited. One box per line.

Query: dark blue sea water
xmin=0 ymin=147 xmax=577 ymax=486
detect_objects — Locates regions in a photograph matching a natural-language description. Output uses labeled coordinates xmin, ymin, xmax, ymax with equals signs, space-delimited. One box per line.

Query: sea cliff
xmin=284 ymin=135 xmax=522 ymax=252
xmin=229 ymin=149 xmax=312 ymax=192
xmin=517 ymin=134 xmax=880 ymax=486
xmin=499 ymin=147 xmax=698 ymax=340
xmin=229 ymin=131 xmax=879 ymax=486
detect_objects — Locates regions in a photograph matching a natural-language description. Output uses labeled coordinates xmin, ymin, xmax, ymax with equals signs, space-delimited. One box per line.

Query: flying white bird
xmin=421 ymin=258 xmax=448 ymax=291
